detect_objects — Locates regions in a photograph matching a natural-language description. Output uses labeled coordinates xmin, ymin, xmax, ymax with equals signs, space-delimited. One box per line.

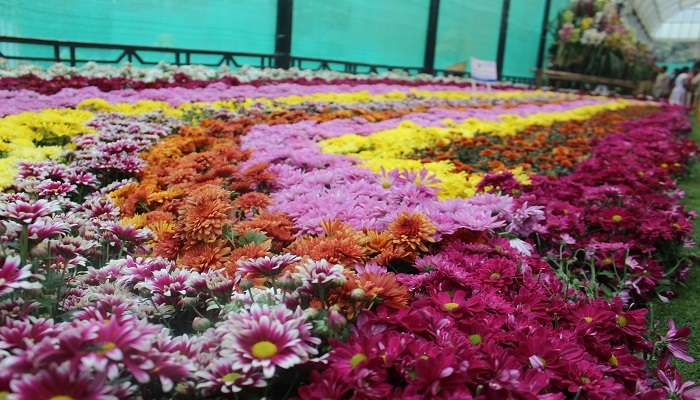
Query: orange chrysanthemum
xmin=116 ymin=185 xmax=152 ymax=217
xmin=153 ymin=232 xmax=181 ymax=260
xmin=234 ymin=212 xmax=295 ymax=245
xmin=374 ymin=244 xmax=412 ymax=266
xmin=108 ymin=182 xmax=137 ymax=207
xmin=232 ymin=192 xmax=272 ymax=213
xmin=177 ymin=185 xmax=233 ymax=242
xmin=358 ymin=272 xmax=409 ymax=309
xmin=144 ymin=210 xmax=175 ymax=224
xmin=288 ymin=235 xmax=366 ymax=266
xmin=364 ymin=230 xmax=392 ymax=256
xmin=386 ymin=211 xmax=436 ymax=253
xmin=147 ymin=188 xmax=184 ymax=205
xmin=178 ymin=241 xmax=231 ymax=272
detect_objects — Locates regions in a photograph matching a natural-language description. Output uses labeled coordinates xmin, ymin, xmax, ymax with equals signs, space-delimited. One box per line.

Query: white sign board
xmin=470 ymin=57 xmax=498 ymax=82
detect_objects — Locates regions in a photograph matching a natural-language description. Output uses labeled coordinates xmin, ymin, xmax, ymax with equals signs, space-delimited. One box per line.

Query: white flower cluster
xmin=0 ymin=61 xmax=530 ymax=86
xmin=580 ymin=28 xmax=607 ymax=46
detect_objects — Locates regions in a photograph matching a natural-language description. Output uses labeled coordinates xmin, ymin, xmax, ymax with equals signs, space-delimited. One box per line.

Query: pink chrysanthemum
xmin=196 ymin=359 xmax=266 ymax=395
xmin=293 ymin=259 xmax=346 ymax=289
xmin=27 ymin=218 xmax=70 ymax=241
xmin=35 ymin=180 xmax=77 ymax=198
xmin=105 ymin=223 xmax=151 ymax=244
xmin=0 ymin=256 xmax=41 ymax=296
xmin=1 ymin=199 xmax=61 ymax=224
xmin=9 ymin=361 xmax=120 ymax=400
xmin=236 ymin=254 xmax=301 ymax=280
xmin=219 ymin=304 xmax=320 ymax=378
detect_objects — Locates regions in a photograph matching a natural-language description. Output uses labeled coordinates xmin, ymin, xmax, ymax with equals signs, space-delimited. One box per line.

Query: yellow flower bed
xmin=0 ymin=109 xmax=95 ymax=188
xmin=320 ymin=100 xmax=639 ymax=198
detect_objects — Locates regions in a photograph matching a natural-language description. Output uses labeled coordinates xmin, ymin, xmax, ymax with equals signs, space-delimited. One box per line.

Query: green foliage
xmin=652 ymin=119 xmax=700 ymax=381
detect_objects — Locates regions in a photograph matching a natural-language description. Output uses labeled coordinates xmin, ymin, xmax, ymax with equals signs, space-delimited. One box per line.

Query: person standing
xmin=652 ymin=66 xmax=671 ymax=99
xmin=669 ymin=67 xmax=690 ymax=105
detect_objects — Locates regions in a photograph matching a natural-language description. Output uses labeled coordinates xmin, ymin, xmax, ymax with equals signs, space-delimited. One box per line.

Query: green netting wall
xmin=292 ymin=0 xmax=428 ymax=68
xmin=0 ymin=0 xmax=569 ymax=78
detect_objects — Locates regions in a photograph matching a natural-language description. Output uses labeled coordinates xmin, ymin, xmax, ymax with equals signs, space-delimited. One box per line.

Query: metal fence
xmin=0 ymin=0 xmax=555 ymax=85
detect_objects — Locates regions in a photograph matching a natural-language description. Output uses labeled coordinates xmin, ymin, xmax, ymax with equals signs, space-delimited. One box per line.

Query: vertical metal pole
xmin=422 ymin=0 xmax=440 ymax=75
xmin=69 ymin=46 xmax=76 ymax=66
xmin=53 ymin=44 xmax=61 ymax=63
xmin=536 ymin=0 xmax=552 ymax=70
xmin=275 ymin=0 xmax=293 ymax=69
xmin=496 ymin=0 xmax=511 ymax=79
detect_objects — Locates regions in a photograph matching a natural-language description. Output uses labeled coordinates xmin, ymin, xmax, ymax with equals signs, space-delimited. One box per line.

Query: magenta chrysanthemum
xmin=1 ymin=199 xmax=61 ymax=224
xmin=0 ymin=256 xmax=40 ymax=295
xmin=236 ymin=254 xmax=301 ymax=279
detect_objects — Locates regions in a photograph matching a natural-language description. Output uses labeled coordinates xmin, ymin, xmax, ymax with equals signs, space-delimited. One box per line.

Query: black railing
xmin=0 ymin=36 xmax=277 ymax=68
xmin=0 ymin=35 xmax=535 ymax=85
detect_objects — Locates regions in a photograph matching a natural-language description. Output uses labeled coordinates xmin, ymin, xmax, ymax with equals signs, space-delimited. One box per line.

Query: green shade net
xmin=0 ymin=0 xmax=567 ymax=78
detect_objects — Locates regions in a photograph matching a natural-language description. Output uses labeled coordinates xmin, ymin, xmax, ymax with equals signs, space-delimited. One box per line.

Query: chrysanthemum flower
xmin=1 ymin=199 xmax=61 ymax=224
xmin=234 ymin=212 xmax=296 ymax=244
xmin=136 ymin=269 xmax=193 ymax=306
xmin=178 ymin=186 xmax=233 ymax=243
xmin=293 ymin=259 xmax=346 ymax=290
xmin=289 ymin=235 xmax=367 ymax=266
xmin=9 ymin=362 xmax=120 ymax=400
xmin=27 ymin=218 xmax=69 ymax=241
xmin=236 ymin=254 xmax=300 ymax=280
xmin=178 ymin=241 xmax=231 ymax=272
xmin=105 ymin=223 xmax=151 ymax=246
xmin=659 ymin=320 xmax=694 ymax=365
xmin=35 ymin=180 xmax=77 ymax=198
xmin=386 ymin=211 xmax=436 ymax=253
xmin=357 ymin=271 xmax=409 ymax=309
xmin=232 ymin=192 xmax=272 ymax=213
xmin=196 ymin=359 xmax=266 ymax=394
xmin=0 ymin=256 xmax=41 ymax=296
xmin=219 ymin=304 xmax=320 ymax=378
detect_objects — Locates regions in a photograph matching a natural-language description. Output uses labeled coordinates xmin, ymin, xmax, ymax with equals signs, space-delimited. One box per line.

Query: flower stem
xmin=19 ymin=224 xmax=29 ymax=267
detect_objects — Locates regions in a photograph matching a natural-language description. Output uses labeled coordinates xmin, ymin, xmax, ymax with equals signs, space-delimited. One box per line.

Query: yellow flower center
xmin=351 ymin=352 xmax=368 ymax=369
xmin=616 ymin=315 xmax=628 ymax=327
xmin=251 ymin=341 xmax=278 ymax=359
xmin=490 ymin=272 xmax=502 ymax=280
xmin=49 ymin=396 xmax=75 ymax=400
xmin=442 ymin=302 xmax=460 ymax=311
xmin=611 ymin=214 xmax=623 ymax=223
xmin=222 ymin=372 xmax=242 ymax=383
xmin=381 ymin=179 xmax=392 ymax=189
xmin=469 ymin=334 xmax=482 ymax=345
xmin=419 ymin=354 xmax=429 ymax=360
xmin=661 ymin=163 xmax=668 ymax=169
xmin=672 ymin=223 xmax=681 ymax=230
xmin=583 ymin=316 xmax=593 ymax=324
xmin=673 ymin=162 xmax=681 ymax=168
xmin=97 ymin=341 xmax=116 ymax=355
xmin=602 ymin=257 xmax=614 ymax=265
xmin=580 ymin=376 xmax=591 ymax=384
xmin=609 ymin=354 xmax=619 ymax=367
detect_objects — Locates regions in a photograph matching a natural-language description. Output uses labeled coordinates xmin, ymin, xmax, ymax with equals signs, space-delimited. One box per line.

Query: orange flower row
xmin=414 ymin=105 xmax=659 ymax=176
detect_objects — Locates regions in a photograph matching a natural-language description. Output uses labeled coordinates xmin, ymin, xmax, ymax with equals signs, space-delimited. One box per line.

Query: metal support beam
xmin=496 ymin=0 xmax=511 ymax=79
xmin=536 ymin=0 xmax=552 ymax=70
xmin=275 ymin=0 xmax=293 ymax=69
xmin=422 ymin=0 xmax=440 ymax=74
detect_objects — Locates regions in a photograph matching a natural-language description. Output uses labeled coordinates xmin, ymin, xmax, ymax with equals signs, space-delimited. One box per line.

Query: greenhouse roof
xmin=630 ymin=0 xmax=700 ymax=41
